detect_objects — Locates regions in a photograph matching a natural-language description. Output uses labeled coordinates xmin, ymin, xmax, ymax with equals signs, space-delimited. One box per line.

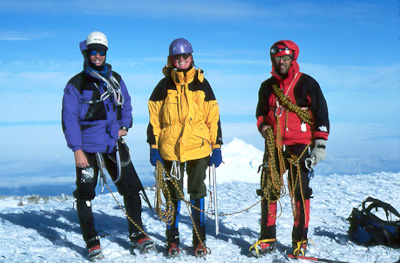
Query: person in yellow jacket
xmin=147 ymin=38 xmax=223 ymax=257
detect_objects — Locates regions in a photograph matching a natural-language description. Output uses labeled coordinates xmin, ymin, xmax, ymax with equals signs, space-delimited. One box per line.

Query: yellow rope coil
xmin=260 ymin=125 xmax=310 ymax=220
xmin=271 ymin=84 xmax=312 ymax=125
xmin=155 ymin=161 xmax=175 ymax=225
xmin=154 ymin=161 xmax=208 ymax=253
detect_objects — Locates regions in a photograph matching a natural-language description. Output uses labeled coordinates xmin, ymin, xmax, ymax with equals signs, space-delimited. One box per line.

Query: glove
xmin=305 ymin=139 xmax=327 ymax=170
xmin=150 ymin=148 xmax=164 ymax=167
xmin=209 ymin=148 xmax=222 ymax=167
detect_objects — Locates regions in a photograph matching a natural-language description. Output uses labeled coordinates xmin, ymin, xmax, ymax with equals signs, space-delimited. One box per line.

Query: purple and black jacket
xmin=62 ymin=64 xmax=132 ymax=154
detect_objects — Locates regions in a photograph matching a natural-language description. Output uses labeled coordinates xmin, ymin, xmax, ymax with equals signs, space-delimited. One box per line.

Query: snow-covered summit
xmin=217 ymin=137 xmax=263 ymax=184
xmin=0 ymin=138 xmax=399 ymax=263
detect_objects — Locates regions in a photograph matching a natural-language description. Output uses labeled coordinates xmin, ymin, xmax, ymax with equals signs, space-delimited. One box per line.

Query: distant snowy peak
xmin=216 ymin=137 xmax=263 ymax=184
xmin=222 ymin=137 xmax=264 ymax=159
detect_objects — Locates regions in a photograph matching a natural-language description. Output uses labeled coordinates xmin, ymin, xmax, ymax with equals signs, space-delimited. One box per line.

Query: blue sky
xmin=1 ymin=0 xmax=399 ymax=124
xmin=0 ymin=1 xmax=399 ymax=194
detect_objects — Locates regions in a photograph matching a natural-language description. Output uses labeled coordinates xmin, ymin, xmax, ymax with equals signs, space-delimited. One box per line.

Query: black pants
xmin=73 ymin=142 xmax=144 ymax=247
xmin=260 ymin=144 xmax=313 ymax=242
xmin=284 ymin=144 xmax=313 ymax=201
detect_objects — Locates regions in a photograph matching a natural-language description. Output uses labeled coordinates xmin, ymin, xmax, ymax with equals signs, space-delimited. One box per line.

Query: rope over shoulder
xmin=271 ymin=84 xmax=312 ymax=125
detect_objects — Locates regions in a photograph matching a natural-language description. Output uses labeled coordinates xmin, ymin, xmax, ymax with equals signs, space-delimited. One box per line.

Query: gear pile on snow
xmin=347 ymin=196 xmax=400 ymax=248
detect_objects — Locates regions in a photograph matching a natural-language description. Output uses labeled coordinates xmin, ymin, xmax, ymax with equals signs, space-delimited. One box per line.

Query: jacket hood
xmin=84 ymin=61 xmax=112 ymax=79
xmin=270 ymin=40 xmax=300 ymax=81
xmin=270 ymin=40 xmax=299 ymax=61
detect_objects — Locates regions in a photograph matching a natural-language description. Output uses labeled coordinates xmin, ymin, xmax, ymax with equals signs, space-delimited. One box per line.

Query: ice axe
xmin=209 ymin=164 xmax=219 ymax=235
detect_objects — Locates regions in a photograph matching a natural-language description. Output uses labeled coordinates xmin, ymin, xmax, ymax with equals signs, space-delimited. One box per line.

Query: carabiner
xmin=171 ymin=161 xmax=181 ymax=180
xmin=275 ymin=106 xmax=283 ymax=117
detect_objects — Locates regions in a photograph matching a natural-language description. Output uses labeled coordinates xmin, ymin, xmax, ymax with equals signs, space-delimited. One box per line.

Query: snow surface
xmin=1 ymin=138 xmax=400 ymax=263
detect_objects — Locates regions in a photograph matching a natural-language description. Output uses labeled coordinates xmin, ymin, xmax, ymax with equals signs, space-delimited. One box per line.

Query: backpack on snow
xmin=347 ymin=196 xmax=400 ymax=248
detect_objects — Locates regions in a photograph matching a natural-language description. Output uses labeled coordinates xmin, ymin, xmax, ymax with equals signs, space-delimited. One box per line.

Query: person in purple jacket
xmin=62 ymin=31 xmax=154 ymax=260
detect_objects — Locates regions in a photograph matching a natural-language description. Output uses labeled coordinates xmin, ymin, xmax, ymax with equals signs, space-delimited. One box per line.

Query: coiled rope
xmin=260 ymin=84 xmax=313 ymax=220
xmin=154 ymin=161 xmax=209 ymax=254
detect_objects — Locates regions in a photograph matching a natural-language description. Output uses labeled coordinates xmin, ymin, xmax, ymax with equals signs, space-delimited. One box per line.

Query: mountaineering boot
xmin=249 ymin=239 xmax=277 ymax=258
xmin=291 ymin=240 xmax=308 ymax=258
xmin=167 ymin=240 xmax=181 ymax=258
xmin=292 ymin=199 xmax=310 ymax=255
xmin=191 ymin=198 xmax=207 ymax=257
xmin=88 ymin=244 xmax=103 ymax=261
xmin=191 ymin=198 xmax=206 ymax=255
xmin=130 ymin=231 xmax=155 ymax=253
xmin=250 ymin=200 xmax=278 ymax=257
xmin=166 ymin=228 xmax=181 ymax=257
xmin=166 ymin=200 xmax=181 ymax=257
xmin=194 ymin=242 xmax=207 ymax=258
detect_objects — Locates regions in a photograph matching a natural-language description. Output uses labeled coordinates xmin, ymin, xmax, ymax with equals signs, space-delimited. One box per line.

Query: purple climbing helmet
xmin=169 ymin=38 xmax=193 ymax=56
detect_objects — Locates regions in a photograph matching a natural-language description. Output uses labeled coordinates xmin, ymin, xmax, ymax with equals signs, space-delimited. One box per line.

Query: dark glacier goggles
xmin=273 ymin=55 xmax=292 ymax=63
xmin=89 ymin=50 xmax=106 ymax=56
xmin=173 ymin=53 xmax=191 ymax=60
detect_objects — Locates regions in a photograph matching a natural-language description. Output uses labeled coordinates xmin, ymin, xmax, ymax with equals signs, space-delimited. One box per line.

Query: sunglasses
xmin=273 ymin=55 xmax=292 ymax=62
xmin=173 ymin=53 xmax=191 ymax=60
xmin=89 ymin=50 xmax=106 ymax=56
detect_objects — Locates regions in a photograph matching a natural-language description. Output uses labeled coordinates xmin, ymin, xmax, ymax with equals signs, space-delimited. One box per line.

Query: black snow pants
xmin=73 ymin=141 xmax=144 ymax=248
xmin=260 ymin=144 xmax=313 ymax=243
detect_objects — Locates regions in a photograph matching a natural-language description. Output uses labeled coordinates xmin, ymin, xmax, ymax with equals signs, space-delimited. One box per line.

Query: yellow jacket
xmin=147 ymin=66 xmax=222 ymax=162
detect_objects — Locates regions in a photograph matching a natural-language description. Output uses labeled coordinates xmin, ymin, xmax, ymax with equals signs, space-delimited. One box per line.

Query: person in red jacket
xmin=250 ymin=40 xmax=329 ymax=258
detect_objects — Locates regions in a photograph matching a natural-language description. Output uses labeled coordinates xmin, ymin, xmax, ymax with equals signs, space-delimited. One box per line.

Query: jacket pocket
xmin=162 ymin=90 xmax=178 ymax=125
xmin=191 ymin=124 xmax=211 ymax=148
xmin=80 ymin=121 xmax=107 ymax=147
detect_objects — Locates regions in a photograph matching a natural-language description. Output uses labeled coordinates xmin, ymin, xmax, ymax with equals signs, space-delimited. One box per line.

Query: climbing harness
xmin=105 ymin=138 xmax=131 ymax=166
xmin=95 ymin=140 xmax=125 ymax=185
xmin=104 ymin=138 xmax=132 ymax=183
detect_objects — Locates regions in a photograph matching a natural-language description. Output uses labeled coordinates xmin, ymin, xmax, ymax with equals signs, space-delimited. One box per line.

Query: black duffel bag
xmin=347 ymin=196 xmax=400 ymax=248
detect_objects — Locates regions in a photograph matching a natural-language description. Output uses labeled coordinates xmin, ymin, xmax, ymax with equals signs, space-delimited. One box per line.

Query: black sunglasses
xmin=273 ymin=55 xmax=292 ymax=62
xmin=173 ymin=53 xmax=191 ymax=60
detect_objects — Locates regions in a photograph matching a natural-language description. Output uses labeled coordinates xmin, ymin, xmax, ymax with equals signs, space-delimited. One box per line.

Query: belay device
xmin=347 ymin=196 xmax=400 ymax=247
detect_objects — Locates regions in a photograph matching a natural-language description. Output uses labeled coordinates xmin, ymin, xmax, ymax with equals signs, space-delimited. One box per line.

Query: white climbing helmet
xmin=86 ymin=31 xmax=108 ymax=49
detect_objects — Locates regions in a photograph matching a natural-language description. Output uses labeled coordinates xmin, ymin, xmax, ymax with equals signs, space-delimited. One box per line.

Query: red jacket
xmin=256 ymin=40 xmax=329 ymax=146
